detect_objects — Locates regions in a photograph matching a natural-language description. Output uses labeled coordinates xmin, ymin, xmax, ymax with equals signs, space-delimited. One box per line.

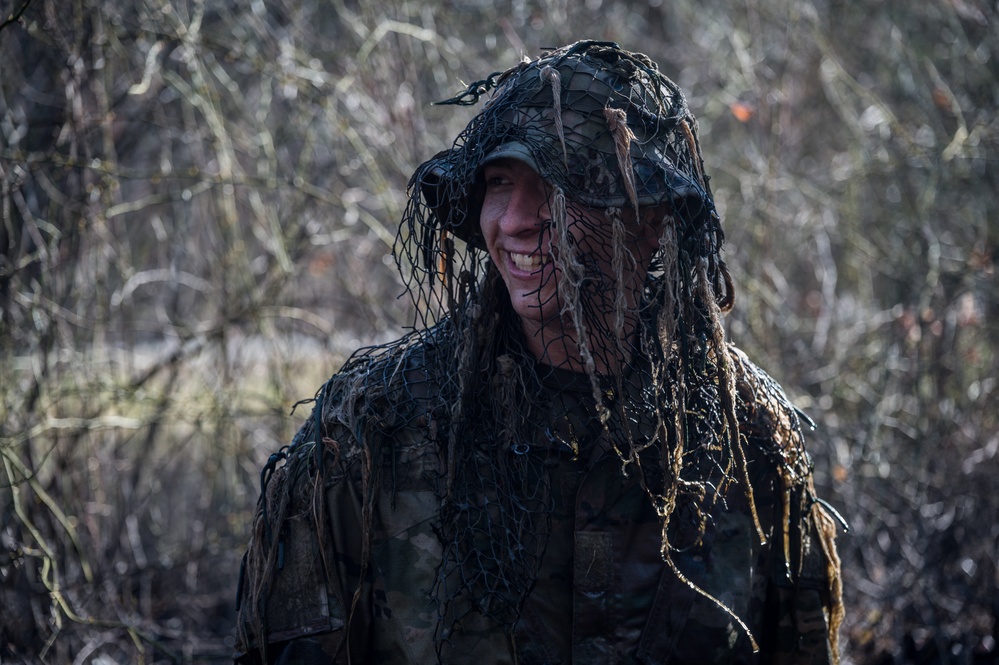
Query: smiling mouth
xmin=510 ymin=252 xmax=549 ymax=272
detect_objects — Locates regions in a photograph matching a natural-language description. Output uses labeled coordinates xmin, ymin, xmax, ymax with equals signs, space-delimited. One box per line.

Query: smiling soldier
xmin=236 ymin=40 xmax=844 ymax=665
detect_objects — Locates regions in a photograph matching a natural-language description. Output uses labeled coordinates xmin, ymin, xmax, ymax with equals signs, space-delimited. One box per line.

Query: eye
xmin=485 ymin=175 xmax=508 ymax=188
xmin=483 ymin=168 xmax=512 ymax=189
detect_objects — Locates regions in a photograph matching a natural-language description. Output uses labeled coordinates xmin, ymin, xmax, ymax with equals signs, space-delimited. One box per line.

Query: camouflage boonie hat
xmin=413 ymin=40 xmax=717 ymax=250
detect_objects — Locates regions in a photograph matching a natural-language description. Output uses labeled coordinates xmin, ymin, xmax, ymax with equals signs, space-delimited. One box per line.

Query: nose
xmin=499 ymin=170 xmax=550 ymax=238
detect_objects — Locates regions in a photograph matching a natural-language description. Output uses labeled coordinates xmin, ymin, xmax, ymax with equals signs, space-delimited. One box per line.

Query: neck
xmin=521 ymin=308 xmax=643 ymax=376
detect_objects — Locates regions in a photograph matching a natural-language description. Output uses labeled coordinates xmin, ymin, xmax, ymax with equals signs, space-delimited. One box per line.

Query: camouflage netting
xmin=238 ymin=40 xmax=843 ymax=661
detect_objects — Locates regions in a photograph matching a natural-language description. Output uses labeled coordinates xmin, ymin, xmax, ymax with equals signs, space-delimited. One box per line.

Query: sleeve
xmin=234 ymin=416 xmax=370 ymax=665
xmin=758 ymin=480 xmax=844 ymax=665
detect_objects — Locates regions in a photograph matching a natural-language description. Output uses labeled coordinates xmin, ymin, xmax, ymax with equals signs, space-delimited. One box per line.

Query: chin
xmin=508 ymin=290 xmax=556 ymax=320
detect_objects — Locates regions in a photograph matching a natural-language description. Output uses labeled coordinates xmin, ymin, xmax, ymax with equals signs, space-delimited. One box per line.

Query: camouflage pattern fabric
xmin=234 ymin=339 xmax=838 ymax=665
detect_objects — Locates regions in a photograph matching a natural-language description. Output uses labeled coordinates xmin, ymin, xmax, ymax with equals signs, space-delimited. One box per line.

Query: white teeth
xmin=510 ymin=252 xmax=544 ymax=271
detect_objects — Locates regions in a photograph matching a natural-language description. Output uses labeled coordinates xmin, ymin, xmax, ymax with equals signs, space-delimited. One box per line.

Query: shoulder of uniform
xmin=326 ymin=330 xmax=444 ymax=430
xmin=280 ymin=331 xmax=447 ymax=496
xmin=280 ymin=332 xmax=438 ymax=452
xmin=726 ymin=345 xmax=813 ymax=478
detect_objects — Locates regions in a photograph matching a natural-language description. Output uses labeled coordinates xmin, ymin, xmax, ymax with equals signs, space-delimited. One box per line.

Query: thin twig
xmin=0 ymin=0 xmax=35 ymax=35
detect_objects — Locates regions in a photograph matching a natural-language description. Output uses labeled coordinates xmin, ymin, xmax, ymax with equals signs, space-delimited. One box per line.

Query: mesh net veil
xmin=239 ymin=40 xmax=843 ymax=661
xmin=401 ymin=39 xmax=769 ymax=643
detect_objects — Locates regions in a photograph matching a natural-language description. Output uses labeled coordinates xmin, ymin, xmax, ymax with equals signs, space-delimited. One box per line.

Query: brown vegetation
xmin=1 ymin=0 xmax=996 ymax=662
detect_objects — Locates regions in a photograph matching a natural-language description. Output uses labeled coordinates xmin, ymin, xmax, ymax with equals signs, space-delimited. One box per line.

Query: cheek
xmin=478 ymin=201 xmax=499 ymax=246
xmin=639 ymin=227 xmax=662 ymax=262
xmin=479 ymin=210 xmax=507 ymax=271
xmin=640 ymin=208 xmax=670 ymax=247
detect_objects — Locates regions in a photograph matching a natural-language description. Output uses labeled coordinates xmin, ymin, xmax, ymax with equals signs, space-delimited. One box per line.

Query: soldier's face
xmin=479 ymin=157 xmax=560 ymax=326
xmin=479 ymin=157 xmax=659 ymax=353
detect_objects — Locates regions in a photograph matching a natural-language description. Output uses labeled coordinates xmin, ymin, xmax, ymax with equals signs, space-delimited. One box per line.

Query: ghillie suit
xmin=236 ymin=41 xmax=844 ymax=664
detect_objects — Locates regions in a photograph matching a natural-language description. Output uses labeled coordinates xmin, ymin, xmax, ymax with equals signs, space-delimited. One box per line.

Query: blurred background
xmin=1 ymin=0 xmax=996 ymax=662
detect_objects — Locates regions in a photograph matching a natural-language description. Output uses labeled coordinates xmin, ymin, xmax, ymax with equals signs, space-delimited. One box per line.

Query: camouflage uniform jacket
xmin=235 ymin=342 xmax=840 ymax=665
